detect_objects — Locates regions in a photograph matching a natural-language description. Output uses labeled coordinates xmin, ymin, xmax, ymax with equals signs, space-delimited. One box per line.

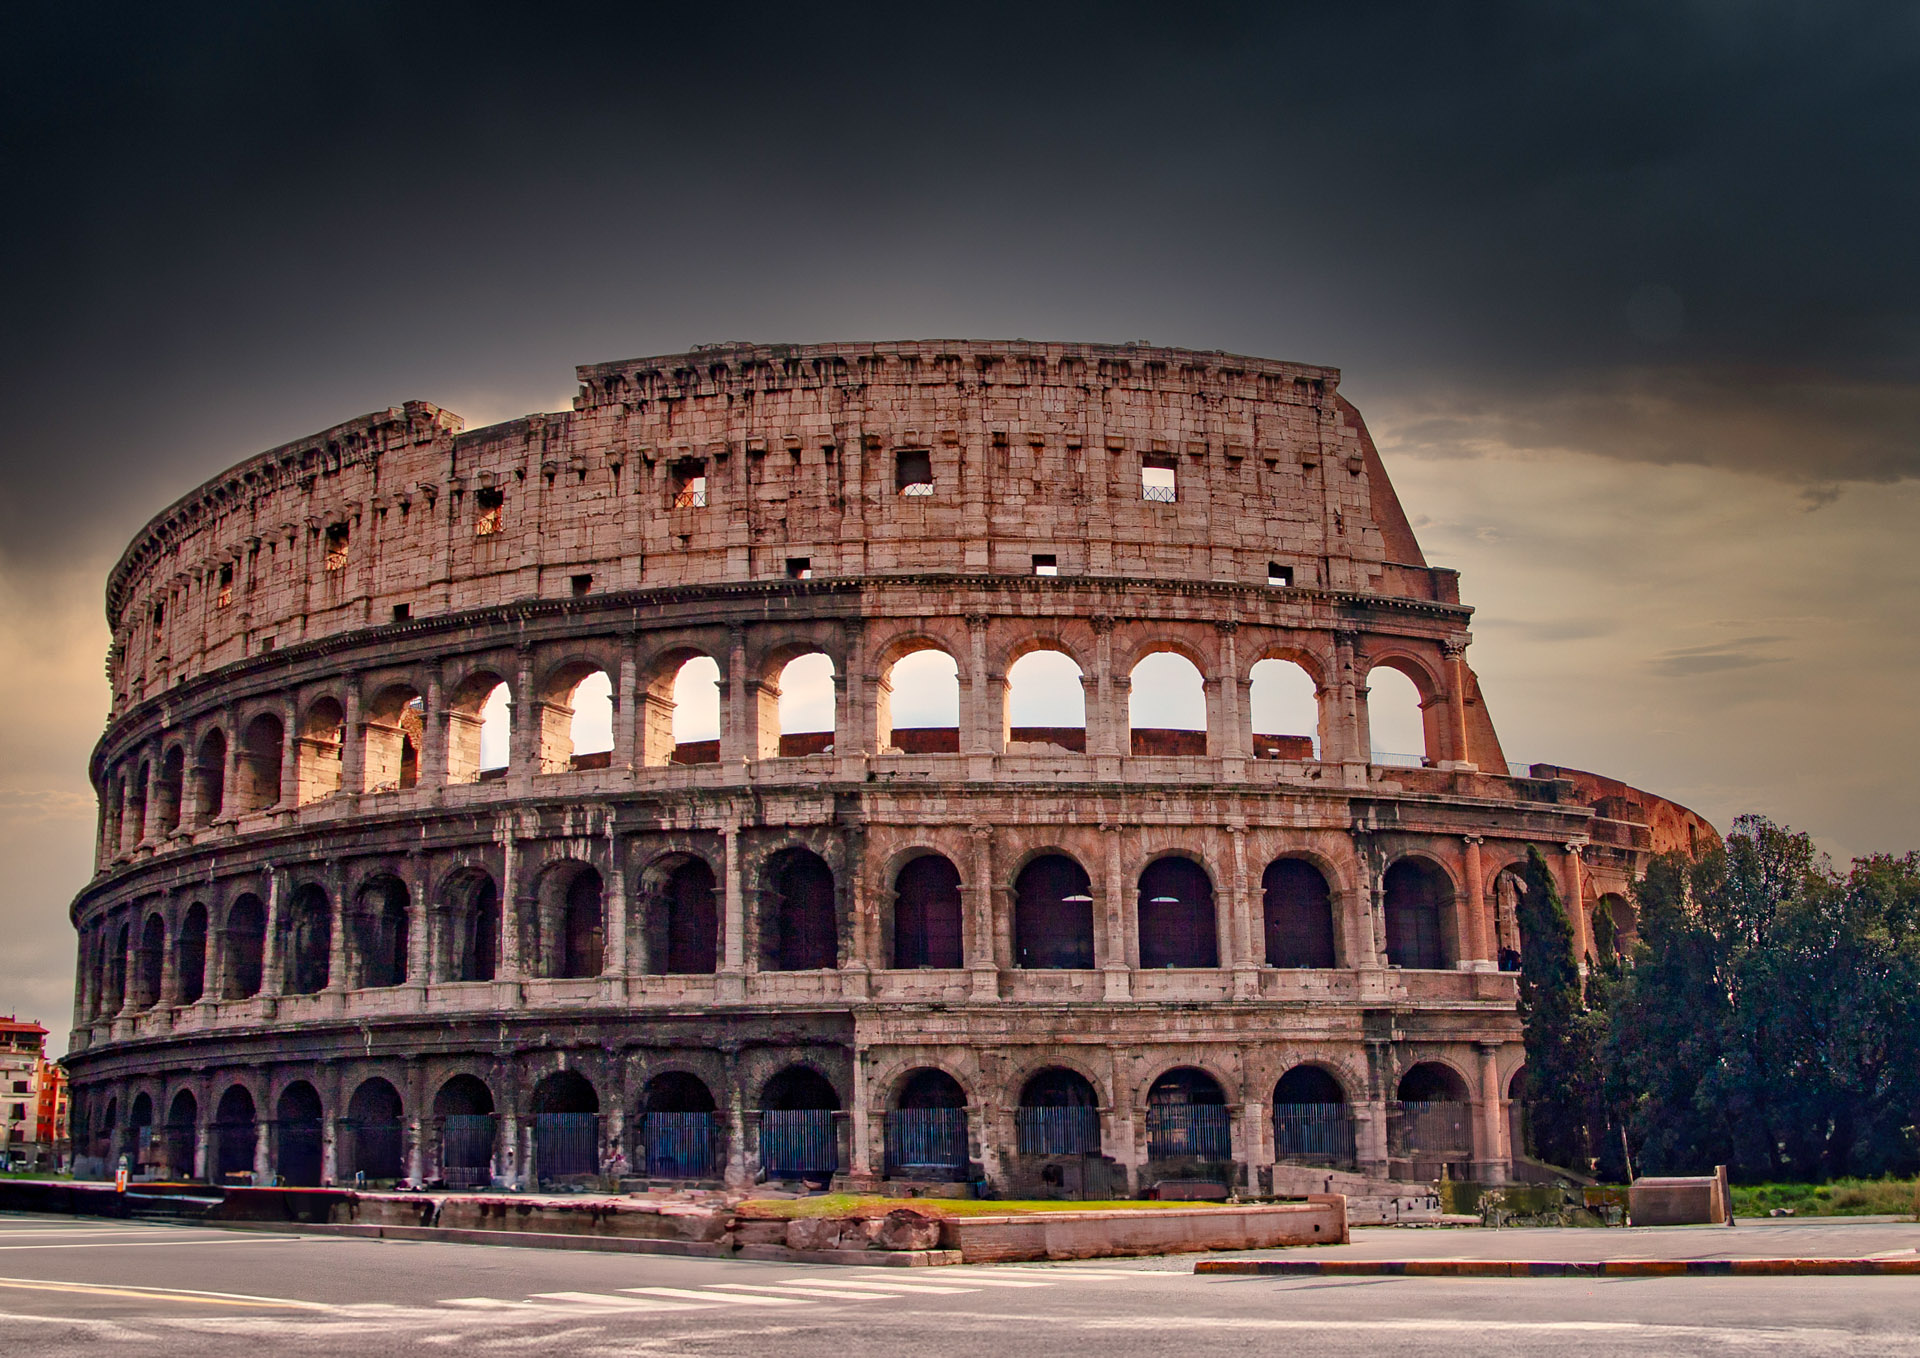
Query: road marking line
xmin=531 ymin=1291 xmax=706 ymax=1310
xmin=0 ymin=1236 xmax=311 ymax=1251
xmin=903 ymin=1275 xmax=1050 ymax=1287
xmin=776 ymin=1278 xmax=974 ymax=1294
xmin=0 ymin=1274 xmax=332 ymax=1310
xmin=965 ymin=1267 xmax=1138 ymax=1278
xmin=442 ymin=1297 xmax=542 ymax=1309
xmin=619 ymin=1286 xmax=812 ymax=1306
xmin=708 ymin=1283 xmax=893 ymax=1300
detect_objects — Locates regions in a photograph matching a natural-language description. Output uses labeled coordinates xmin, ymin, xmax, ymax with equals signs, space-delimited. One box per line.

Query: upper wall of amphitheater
xmin=104 ymin=341 xmax=1458 ymax=713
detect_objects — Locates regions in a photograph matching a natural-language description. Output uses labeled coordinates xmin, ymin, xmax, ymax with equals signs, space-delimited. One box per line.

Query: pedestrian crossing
xmin=441 ymin=1264 xmax=1141 ymax=1316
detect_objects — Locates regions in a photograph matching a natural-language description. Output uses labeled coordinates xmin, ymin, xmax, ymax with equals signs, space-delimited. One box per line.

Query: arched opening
xmin=530 ymin=1071 xmax=600 ymax=1183
xmin=192 ymin=728 xmax=226 ymax=826
xmin=1015 ymin=1067 xmax=1100 ymax=1156
xmin=1146 ymin=1068 xmax=1230 ymax=1163
xmin=352 ymin=875 xmax=410 ymax=988
xmin=659 ymin=654 xmax=721 ymax=766
xmin=1384 ymin=859 xmax=1451 ymax=970
xmin=892 ymin=854 xmax=963 ymax=969
xmin=128 ymin=1092 xmax=155 ymax=1174
xmin=1137 ymin=856 xmax=1218 ymax=969
xmin=1507 ymin=1066 xmax=1531 ymax=1160
xmin=344 ymin=1078 xmax=404 ymax=1184
xmin=235 ymin=712 xmax=284 ymax=813
xmin=445 ymin=673 xmax=511 ymax=783
xmin=154 ymin=744 xmax=185 ymax=835
xmin=176 ymin=902 xmax=207 ymax=1004
xmin=103 ymin=773 xmax=125 ymax=856
xmin=1272 ymin=1065 xmax=1354 ymax=1166
xmin=1005 ymin=649 xmax=1085 ymax=752
xmin=542 ymin=666 xmax=613 ymax=772
xmin=363 ymin=685 xmax=424 ymax=792
xmin=1393 ymin=1062 xmax=1473 ymax=1174
xmin=163 ymin=1089 xmax=197 ymax=1181
xmin=274 ymin=1082 xmax=324 ymax=1187
xmin=760 ymin=1067 xmax=839 ymax=1182
xmin=1595 ymin=893 xmax=1636 ymax=960
xmin=105 ymin=921 xmax=129 ymax=1014
xmin=646 ymin=857 xmax=717 ymax=975
xmin=433 ymin=1075 xmax=496 ymax=1189
xmin=222 ymin=894 xmax=265 ymax=998
xmin=126 ymin=761 xmax=149 ymax=844
xmin=762 ymin=847 xmax=837 ymax=972
xmin=97 ymin=1096 xmax=119 ymax=1165
xmin=1493 ymin=864 xmax=1528 ymax=970
xmin=1263 ymin=858 xmax=1336 ymax=968
xmin=1367 ymin=664 xmax=1429 ymax=766
xmin=770 ymin=651 xmax=836 ymax=758
xmin=443 ymin=871 xmax=499 ymax=983
xmin=1249 ymin=658 xmax=1320 ymax=760
xmin=639 ymin=1072 xmax=718 ymax=1180
xmin=1129 ymin=650 xmax=1208 ymax=756
xmin=213 ymin=1085 xmax=256 ymax=1184
xmin=879 ymin=648 xmax=960 ymax=753
xmin=1013 ymin=854 xmax=1094 ymax=969
xmin=135 ymin=912 xmax=165 ymax=1008
xmin=281 ymin=883 xmax=332 ymax=995
xmin=536 ymin=862 xmax=604 ymax=979
xmin=888 ymin=1069 xmax=969 ymax=1180
xmin=296 ymin=698 xmax=345 ymax=803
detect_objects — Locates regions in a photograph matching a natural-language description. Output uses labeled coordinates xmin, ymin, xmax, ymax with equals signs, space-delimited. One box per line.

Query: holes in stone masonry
xmin=391 ymin=603 xmax=411 ymax=622
xmin=895 ymin=448 xmax=933 ymax=496
xmin=786 ymin=557 xmax=812 ymax=579
xmin=474 ymin=487 xmax=505 ymax=537
xmin=1129 ymin=651 xmax=1206 ymax=756
xmin=570 ymin=573 xmax=592 ymax=597
xmin=1267 ymin=561 xmax=1293 ymax=587
xmin=1004 ymin=649 xmax=1084 ymax=752
xmin=772 ymin=652 xmax=835 ymax=757
xmin=216 ymin=561 xmax=234 ymax=608
xmin=1367 ymin=664 xmax=1429 ymax=767
xmin=1249 ymin=658 xmax=1320 ymax=760
xmin=1141 ymin=453 xmax=1178 ymax=503
xmin=324 ymin=522 xmax=350 ymax=572
xmin=670 ymin=459 xmax=708 ymax=509
xmin=1031 ymin=553 xmax=1058 ymax=576
xmin=879 ymin=647 xmax=959 ymax=753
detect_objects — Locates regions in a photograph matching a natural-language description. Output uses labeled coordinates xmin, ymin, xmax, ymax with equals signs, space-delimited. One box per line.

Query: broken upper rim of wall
xmin=101 ymin=338 xmax=1380 ymax=635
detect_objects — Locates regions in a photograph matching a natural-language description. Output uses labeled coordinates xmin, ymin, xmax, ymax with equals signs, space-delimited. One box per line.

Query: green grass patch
xmin=735 ymin=1193 xmax=1211 ymax=1219
xmin=1731 ymin=1178 xmax=1920 ymax=1219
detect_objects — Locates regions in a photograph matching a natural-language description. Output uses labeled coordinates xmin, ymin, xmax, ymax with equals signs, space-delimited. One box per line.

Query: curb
xmin=1195 ymin=1258 xmax=1920 ymax=1278
xmin=211 ymin=1219 xmax=959 ymax=1266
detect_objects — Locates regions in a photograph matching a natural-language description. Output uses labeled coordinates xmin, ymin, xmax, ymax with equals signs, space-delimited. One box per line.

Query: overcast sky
xmin=4 ymin=3 xmax=1917 ymax=1054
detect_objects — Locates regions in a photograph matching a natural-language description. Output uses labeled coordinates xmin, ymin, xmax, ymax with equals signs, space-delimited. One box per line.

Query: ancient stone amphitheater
xmin=66 ymin=340 xmax=1710 ymax=1198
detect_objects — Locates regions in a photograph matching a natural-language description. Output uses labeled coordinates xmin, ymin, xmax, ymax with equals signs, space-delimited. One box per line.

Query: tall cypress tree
xmin=1516 ymin=844 xmax=1597 ymax=1170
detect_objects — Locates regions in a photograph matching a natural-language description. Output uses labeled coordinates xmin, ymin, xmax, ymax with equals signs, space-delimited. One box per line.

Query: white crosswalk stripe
xmin=620 ymin=1286 xmax=816 ymax=1306
xmin=709 ymin=1282 xmax=896 ymax=1300
xmin=775 ymin=1278 xmax=975 ymax=1295
xmin=533 ymin=1290 xmax=706 ymax=1310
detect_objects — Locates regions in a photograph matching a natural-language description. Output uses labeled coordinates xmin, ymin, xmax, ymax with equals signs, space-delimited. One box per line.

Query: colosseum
xmin=64 ymin=340 xmax=1711 ymax=1200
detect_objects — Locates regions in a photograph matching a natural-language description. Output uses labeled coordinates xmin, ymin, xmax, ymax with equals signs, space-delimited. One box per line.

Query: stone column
xmin=1229 ymin=823 xmax=1257 ymax=995
xmin=1090 ymin=616 xmax=1120 ymax=769
xmin=1564 ymin=841 xmax=1592 ymax=964
xmin=720 ymin=627 xmax=750 ymax=766
xmin=1213 ymin=621 xmax=1245 ymax=765
xmin=338 ymin=677 xmax=364 ymax=797
xmin=497 ymin=824 xmax=522 ymax=983
xmin=1103 ymin=824 xmax=1131 ymax=998
xmin=405 ymin=850 xmax=431 ymax=994
xmin=849 ymin=1046 xmax=872 ymax=1178
xmin=968 ymin=825 xmax=998 ymax=1000
xmin=406 ymin=1059 xmax=428 ymax=1184
xmin=158 ymin=890 xmax=182 ymax=1008
xmin=1334 ymin=630 xmax=1367 ymax=779
xmin=326 ymin=861 xmax=349 ymax=994
xmin=1443 ymin=638 xmax=1476 ymax=769
xmin=614 ymin=638 xmax=640 ymax=773
xmin=253 ymin=1113 xmax=271 ymax=1184
xmin=278 ymin=696 xmax=300 ymax=808
xmin=1475 ymin=1042 xmax=1508 ymax=1184
xmin=261 ymin=867 xmax=286 ymax=999
xmin=1462 ymin=835 xmax=1490 ymax=967
xmin=219 ymin=713 xmax=244 ymax=823
xmin=419 ymin=666 xmax=448 ymax=788
xmin=961 ymin=614 xmax=994 ymax=758
xmin=508 ymin=646 xmax=537 ymax=789
xmin=602 ymin=815 xmax=629 ymax=995
xmin=717 ymin=819 xmax=746 ymax=1002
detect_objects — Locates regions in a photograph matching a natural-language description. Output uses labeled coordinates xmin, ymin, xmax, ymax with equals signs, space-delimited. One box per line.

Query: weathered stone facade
xmin=66 ymin=340 xmax=1711 ymax=1195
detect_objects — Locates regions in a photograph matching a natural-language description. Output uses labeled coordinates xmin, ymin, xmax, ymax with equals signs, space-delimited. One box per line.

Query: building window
xmin=391 ymin=604 xmax=412 ymax=623
xmin=1141 ymin=454 xmax=1178 ymax=503
xmin=895 ymin=449 xmax=934 ymax=496
xmin=570 ymin=573 xmax=593 ymax=597
xmin=785 ymin=557 xmax=813 ymax=579
xmin=151 ymin=602 xmax=165 ymax=632
xmin=217 ymin=562 xmax=234 ymax=608
xmin=1267 ymin=562 xmax=1293 ymax=587
xmin=671 ymin=460 xmax=708 ymax=509
xmin=324 ymin=523 xmax=350 ymax=571
xmin=474 ymin=487 xmax=505 ymax=536
xmin=1032 ymin=554 xmax=1058 ymax=577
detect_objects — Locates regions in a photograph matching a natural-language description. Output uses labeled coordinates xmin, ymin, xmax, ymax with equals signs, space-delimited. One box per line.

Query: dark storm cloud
xmin=3 ymin=0 xmax=1917 ymax=582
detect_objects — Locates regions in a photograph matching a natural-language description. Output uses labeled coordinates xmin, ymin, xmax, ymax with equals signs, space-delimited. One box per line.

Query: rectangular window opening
xmin=1142 ymin=455 xmax=1178 ymax=503
xmin=1267 ymin=562 xmax=1294 ymax=587
xmin=570 ymin=573 xmax=593 ymax=597
xmin=324 ymin=523 xmax=350 ymax=571
xmin=474 ymin=486 xmax=505 ymax=536
xmin=216 ymin=563 xmax=234 ymax=608
xmin=671 ymin=460 xmax=708 ymax=509
xmin=391 ymin=603 xmax=412 ymax=622
xmin=895 ymin=448 xmax=934 ymax=496
xmin=786 ymin=557 xmax=813 ymax=579
xmin=258 ymin=636 xmax=276 ymax=653
xmin=1032 ymin=553 xmax=1058 ymax=577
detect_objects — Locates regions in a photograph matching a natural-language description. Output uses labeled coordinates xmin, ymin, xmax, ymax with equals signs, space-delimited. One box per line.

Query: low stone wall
xmin=940 ymin=1196 xmax=1348 ymax=1263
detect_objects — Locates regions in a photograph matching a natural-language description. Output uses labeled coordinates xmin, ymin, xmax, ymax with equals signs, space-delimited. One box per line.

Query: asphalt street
xmin=0 ymin=1212 xmax=1916 ymax=1356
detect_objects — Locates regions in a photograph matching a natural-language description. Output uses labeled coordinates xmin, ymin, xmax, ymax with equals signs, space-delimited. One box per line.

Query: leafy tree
xmin=1515 ymin=845 xmax=1601 ymax=1170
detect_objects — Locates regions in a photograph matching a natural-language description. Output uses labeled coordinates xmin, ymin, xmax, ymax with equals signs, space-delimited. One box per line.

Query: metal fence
xmin=1272 ymin=1104 xmax=1356 ymax=1164
xmin=440 ymin=1114 xmax=496 ymax=1188
xmin=760 ymin=1109 xmax=836 ymax=1177
xmin=340 ymin=1118 xmax=404 ymax=1182
xmin=273 ymin=1118 xmax=325 ymax=1186
xmin=1391 ymin=1101 xmax=1474 ymax=1157
xmin=886 ymin=1108 xmax=969 ymax=1178
xmin=533 ymin=1112 xmax=601 ymax=1180
xmin=162 ymin=1122 xmax=196 ymax=1179
xmin=1146 ymin=1104 xmax=1232 ymax=1161
xmin=642 ymin=1112 xmax=718 ymax=1179
xmin=1015 ymin=1105 xmax=1101 ymax=1156
xmin=212 ymin=1119 xmax=256 ymax=1182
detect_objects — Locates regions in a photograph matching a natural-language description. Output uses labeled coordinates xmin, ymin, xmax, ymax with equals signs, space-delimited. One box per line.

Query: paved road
xmin=1 ymin=1212 xmax=1918 ymax=1356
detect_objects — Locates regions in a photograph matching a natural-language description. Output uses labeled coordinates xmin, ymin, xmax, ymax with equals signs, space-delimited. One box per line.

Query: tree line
xmin=1515 ymin=816 xmax=1920 ymax=1182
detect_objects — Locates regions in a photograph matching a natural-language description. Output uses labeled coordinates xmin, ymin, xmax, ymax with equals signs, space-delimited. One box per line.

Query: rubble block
xmin=1630 ymin=1172 xmax=1731 ymax=1226
xmin=942 ymin=1197 xmax=1347 ymax=1263
xmin=431 ymin=1194 xmax=730 ymax=1241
